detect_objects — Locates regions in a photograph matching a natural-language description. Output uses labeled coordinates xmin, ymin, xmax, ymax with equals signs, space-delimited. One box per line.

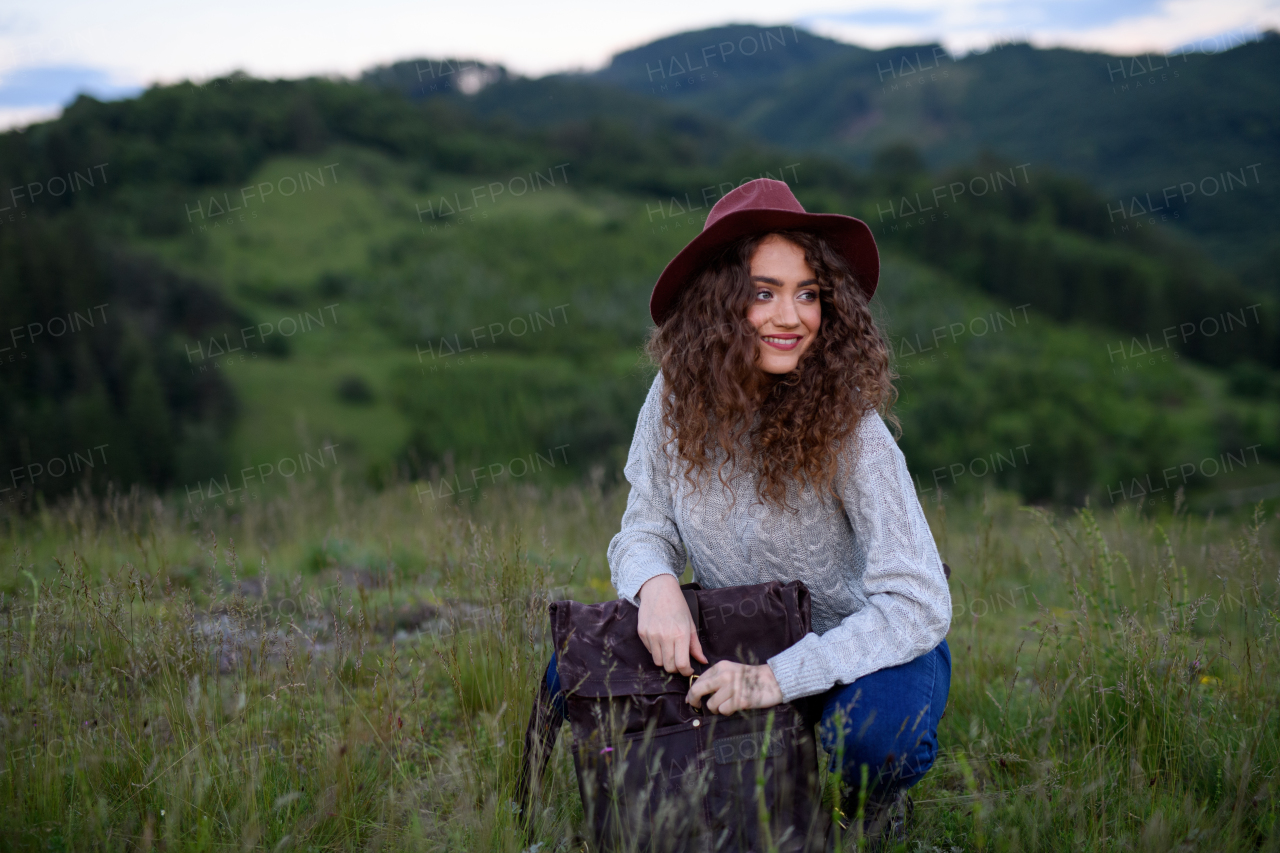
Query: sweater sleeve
xmin=766 ymin=410 xmax=952 ymax=702
xmin=607 ymin=372 xmax=687 ymax=604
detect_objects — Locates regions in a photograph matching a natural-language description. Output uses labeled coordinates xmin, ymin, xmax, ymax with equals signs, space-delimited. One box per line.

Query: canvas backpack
xmin=518 ymin=580 xmax=830 ymax=853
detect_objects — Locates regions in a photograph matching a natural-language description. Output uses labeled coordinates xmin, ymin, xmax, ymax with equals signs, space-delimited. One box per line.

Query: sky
xmin=1 ymin=0 xmax=1276 ymax=130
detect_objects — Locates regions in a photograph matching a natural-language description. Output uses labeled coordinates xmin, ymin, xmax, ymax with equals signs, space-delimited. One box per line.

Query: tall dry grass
xmin=1 ymin=478 xmax=1276 ymax=851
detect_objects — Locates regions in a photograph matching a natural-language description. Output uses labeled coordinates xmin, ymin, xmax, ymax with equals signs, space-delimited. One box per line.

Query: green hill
xmin=361 ymin=59 xmax=1280 ymax=369
xmin=0 ymin=67 xmax=1277 ymax=511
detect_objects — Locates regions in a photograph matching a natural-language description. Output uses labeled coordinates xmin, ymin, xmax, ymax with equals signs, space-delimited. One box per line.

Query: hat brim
xmin=648 ymin=208 xmax=880 ymax=325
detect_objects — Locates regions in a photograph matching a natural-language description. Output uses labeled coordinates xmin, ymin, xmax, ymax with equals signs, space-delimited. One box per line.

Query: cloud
xmin=1170 ymin=22 xmax=1268 ymax=53
xmin=803 ymin=8 xmax=939 ymax=26
xmin=800 ymin=0 xmax=1279 ymax=55
xmin=0 ymin=105 xmax=61 ymax=131
xmin=803 ymin=0 xmax=1166 ymax=38
xmin=1012 ymin=0 xmax=1166 ymax=31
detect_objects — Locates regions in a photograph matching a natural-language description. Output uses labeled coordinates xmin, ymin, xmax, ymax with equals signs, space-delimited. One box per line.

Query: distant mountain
xmin=354 ymin=64 xmax=1280 ymax=374
xmin=0 ymin=61 xmax=1275 ymax=506
xmin=591 ymin=26 xmax=1280 ymax=283
xmin=365 ymin=27 xmax=1280 ymax=290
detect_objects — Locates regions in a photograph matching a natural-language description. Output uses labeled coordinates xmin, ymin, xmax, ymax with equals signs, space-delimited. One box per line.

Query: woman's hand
xmin=637 ymin=574 xmax=707 ymax=676
xmin=686 ymin=662 xmax=783 ymax=715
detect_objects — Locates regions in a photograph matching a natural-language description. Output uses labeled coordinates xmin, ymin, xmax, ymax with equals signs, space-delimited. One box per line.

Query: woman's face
xmin=745 ymin=234 xmax=821 ymax=374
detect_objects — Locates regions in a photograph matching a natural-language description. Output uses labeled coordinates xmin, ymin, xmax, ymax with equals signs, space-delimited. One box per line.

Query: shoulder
xmin=854 ymin=408 xmax=893 ymax=442
xmin=634 ymin=370 xmax=676 ymax=447
xmin=640 ymin=369 xmax=678 ymax=420
xmin=838 ymin=409 xmax=900 ymax=477
xmin=646 ymin=368 xmax=666 ymax=401
xmin=638 ymin=370 xmax=667 ymax=419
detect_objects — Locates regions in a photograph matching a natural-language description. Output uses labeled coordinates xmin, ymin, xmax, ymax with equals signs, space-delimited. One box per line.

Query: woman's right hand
xmin=636 ymin=574 xmax=708 ymax=676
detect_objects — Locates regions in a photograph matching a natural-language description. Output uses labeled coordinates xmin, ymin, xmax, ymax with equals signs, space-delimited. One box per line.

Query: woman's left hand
xmin=685 ymin=661 xmax=783 ymax=715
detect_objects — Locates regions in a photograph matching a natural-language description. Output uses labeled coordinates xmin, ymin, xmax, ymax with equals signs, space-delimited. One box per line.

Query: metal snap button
xmin=692 ymin=719 xmax=701 ymax=727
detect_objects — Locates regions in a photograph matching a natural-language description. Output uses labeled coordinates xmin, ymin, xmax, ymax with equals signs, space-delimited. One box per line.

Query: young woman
xmin=548 ymin=178 xmax=952 ymax=840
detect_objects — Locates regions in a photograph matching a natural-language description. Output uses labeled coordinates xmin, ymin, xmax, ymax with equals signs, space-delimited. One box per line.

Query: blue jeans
xmin=543 ymin=638 xmax=950 ymax=799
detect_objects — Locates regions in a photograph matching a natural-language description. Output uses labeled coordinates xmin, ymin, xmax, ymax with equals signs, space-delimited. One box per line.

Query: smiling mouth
xmin=761 ymin=335 xmax=802 ymax=351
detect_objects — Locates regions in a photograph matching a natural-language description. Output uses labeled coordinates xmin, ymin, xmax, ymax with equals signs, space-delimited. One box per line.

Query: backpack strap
xmin=515 ymin=675 xmax=561 ymax=834
xmin=682 ymin=587 xmax=701 ymax=626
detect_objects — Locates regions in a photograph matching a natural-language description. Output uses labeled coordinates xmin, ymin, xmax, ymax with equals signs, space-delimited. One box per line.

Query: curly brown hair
xmin=645 ymin=229 xmax=900 ymax=512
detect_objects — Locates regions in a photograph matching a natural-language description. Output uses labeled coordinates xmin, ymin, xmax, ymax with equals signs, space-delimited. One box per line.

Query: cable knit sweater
xmin=607 ymin=371 xmax=952 ymax=702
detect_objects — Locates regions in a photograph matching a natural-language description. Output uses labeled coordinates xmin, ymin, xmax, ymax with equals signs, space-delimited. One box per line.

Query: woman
xmin=547 ymin=179 xmax=952 ymax=841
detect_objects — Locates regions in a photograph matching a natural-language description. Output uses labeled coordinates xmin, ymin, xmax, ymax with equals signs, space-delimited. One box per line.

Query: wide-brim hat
xmin=649 ymin=178 xmax=879 ymax=325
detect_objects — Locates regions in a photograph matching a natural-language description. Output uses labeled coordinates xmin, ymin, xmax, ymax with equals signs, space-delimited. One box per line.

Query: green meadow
xmin=1 ymin=479 xmax=1277 ymax=851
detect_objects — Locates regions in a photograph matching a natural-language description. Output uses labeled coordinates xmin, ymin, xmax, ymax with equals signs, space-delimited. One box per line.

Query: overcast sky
xmin=1 ymin=0 xmax=1276 ymax=129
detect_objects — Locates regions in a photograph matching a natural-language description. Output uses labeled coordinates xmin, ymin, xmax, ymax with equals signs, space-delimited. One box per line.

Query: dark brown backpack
xmin=519 ymin=580 xmax=830 ymax=853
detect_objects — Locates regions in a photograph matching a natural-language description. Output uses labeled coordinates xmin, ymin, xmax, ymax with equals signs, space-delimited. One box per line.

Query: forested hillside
xmin=1 ymin=37 xmax=1277 ymax=510
xmin=591 ymin=25 xmax=1280 ymax=281
xmin=0 ymin=216 xmax=241 ymax=500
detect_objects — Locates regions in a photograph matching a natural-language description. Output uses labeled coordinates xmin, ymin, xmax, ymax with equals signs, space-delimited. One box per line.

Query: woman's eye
xmin=799 ymin=290 xmax=817 ymax=301
xmin=755 ymin=290 xmax=772 ymax=300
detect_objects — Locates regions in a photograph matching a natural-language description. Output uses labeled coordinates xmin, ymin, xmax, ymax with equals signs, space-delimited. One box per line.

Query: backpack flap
xmin=686 ymin=580 xmax=811 ymax=663
xmin=550 ymin=599 xmax=697 ymax=699
xmin=550 ymin=579 xmax=812 ymax=694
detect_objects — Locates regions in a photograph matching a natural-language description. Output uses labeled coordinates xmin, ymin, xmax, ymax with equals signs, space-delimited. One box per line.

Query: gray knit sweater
xmin=607 ymin=371 xmax=952 ymax=702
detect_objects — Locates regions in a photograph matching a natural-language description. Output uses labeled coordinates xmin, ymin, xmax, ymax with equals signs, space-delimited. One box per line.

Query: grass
xmin=1 ymin=474 xmax=1278 ymax=852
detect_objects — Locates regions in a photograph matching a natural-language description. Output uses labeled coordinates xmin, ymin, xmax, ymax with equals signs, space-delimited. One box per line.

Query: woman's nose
xmin=773 ymin=298 xmax=801 ymax=327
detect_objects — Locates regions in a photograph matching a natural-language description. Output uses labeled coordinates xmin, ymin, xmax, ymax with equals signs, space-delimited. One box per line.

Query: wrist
xmin=760 ymin=663 xmax=781 ymax=688
xmin=765 ymin=664 xmax=783 ymax=705
xmin=637 ymin=572 xmax=679 ymax=602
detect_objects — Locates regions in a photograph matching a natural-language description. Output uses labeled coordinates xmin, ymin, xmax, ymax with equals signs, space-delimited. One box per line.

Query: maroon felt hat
xmin=648 ymin=178 xmax=880 ymax=325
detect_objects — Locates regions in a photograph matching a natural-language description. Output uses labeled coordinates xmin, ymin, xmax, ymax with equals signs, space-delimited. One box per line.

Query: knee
xmin=825 ymin=716 xmax=939 ymax=789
